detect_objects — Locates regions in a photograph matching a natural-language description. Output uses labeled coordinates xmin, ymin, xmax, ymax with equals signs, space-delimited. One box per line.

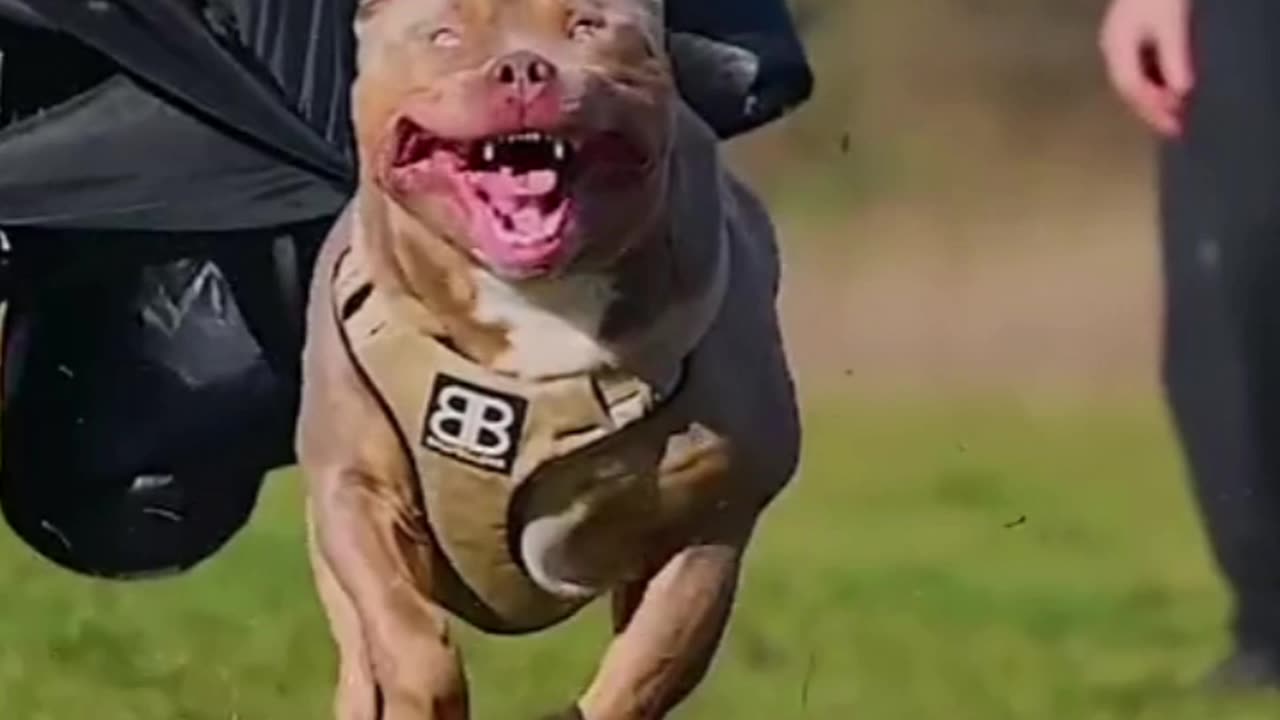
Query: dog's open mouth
xmin=389 ymin=119 xmax=581 ymax=274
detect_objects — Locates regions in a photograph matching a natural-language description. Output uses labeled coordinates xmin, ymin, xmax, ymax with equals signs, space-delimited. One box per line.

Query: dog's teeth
xmin=553 ymin=140 xmax=567 ymax=162
xmin=482 ymin=141 xmax=496 ymax=163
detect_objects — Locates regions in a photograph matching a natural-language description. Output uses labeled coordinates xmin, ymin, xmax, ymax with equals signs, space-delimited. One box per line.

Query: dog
xmin=296 ymin=0 xmax=801 ymax=717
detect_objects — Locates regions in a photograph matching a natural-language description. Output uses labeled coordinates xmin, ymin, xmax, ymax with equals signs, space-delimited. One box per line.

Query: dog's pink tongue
xmin=475 ymin=170 xmax=558 ymax=207
xmin=465 ymin=168 xmax=568 ymax=269
xmin=509 ymin=205 xmax=551 ymax=235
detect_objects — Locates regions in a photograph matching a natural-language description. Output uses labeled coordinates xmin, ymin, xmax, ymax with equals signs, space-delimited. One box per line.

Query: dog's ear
xmin=354 ymin=0 xmax=390 ymax=22
xmin=594 ymin=0 xmax=662 ymax=37
xmin=642 ymin=0 xmax=663 ymax=28
xmin=622 ymin=0 xmax=665 ymax=54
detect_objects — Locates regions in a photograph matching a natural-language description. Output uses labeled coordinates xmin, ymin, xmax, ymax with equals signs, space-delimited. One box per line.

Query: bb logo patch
xmin=423 ymin=374 xmax=528 ymax=475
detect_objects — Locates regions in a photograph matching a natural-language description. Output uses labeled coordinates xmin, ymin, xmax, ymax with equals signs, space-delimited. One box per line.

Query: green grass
xmin=2 ymin=393 xmax=1278 ymax=719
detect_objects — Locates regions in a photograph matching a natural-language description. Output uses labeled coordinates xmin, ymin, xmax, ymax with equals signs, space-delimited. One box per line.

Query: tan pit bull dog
xmin=296 ymin=0 xmax=801 ymax=718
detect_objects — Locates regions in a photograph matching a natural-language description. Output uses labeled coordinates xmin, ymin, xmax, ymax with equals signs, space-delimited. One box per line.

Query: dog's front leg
xmin=310 ymin=474 xmax=470 ymax=720
xmin=572 ymin=516 xmax=754 ymax=720
xmin=309 ymin=500 xmax=380 ymax=720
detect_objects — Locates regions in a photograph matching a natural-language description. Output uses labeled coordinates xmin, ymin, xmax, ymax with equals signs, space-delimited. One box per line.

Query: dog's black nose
xmin=490 ymin=50 xmax=558 ymax=95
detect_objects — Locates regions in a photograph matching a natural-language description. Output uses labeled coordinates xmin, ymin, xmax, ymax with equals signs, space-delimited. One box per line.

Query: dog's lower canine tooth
xmin=483 ymin=142 xmax=496 ymax=162
xmin=553 ymin=141 xmax=566 ymax=162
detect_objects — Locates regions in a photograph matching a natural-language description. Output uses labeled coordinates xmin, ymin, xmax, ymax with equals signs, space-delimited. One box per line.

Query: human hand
xmin=1099 ymin=0 xmax=1194 ymax=137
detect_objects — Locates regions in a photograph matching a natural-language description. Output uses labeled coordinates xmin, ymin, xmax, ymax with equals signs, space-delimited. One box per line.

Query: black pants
xmin=1160 ymin=0 xmax=1280 ymax=649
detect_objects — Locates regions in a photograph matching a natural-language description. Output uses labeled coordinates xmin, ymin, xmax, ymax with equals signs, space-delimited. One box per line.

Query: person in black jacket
xmin=1101 ymin=0 xmax=1280 ymax=689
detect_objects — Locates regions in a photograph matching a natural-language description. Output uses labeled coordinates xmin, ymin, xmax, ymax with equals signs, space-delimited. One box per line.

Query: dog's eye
xmin=568 ymin=16 xmax=606 ymax=42
xmin=429 ymin=27 xmax=462 ymax=48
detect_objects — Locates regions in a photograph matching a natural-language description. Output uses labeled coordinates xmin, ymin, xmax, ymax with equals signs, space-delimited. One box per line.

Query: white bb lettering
xmin=429 ymin=386 xmax=516 ymax=457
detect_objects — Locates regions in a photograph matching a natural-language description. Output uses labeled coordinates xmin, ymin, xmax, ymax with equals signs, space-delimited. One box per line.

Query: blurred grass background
xmin=5 ymin=1 xmax=1278 ymax=718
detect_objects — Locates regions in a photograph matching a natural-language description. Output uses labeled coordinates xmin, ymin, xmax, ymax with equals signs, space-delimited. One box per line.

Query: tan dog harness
xmin=330 ymin=245 xmax=729 ymax=634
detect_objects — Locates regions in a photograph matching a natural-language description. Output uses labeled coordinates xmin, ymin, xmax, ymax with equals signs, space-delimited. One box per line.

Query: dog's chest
xmin=470 ymin=271 xmax=619 ymax=378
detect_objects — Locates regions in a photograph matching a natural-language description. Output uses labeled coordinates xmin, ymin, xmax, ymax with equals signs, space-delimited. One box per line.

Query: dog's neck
xmin=468 ymin=266 xmax=626 ymax=379
xmin=352 ymin=105 xmax=726 ymax=385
